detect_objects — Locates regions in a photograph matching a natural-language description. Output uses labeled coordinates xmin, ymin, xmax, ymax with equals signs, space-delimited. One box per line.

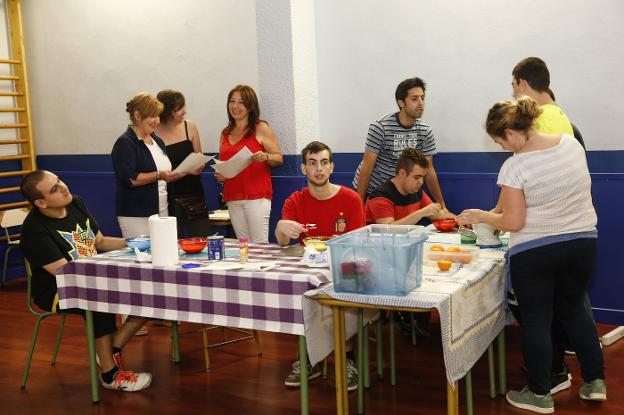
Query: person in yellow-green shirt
xmin=512 ymin=57 xmax=586 ymax=149
xmin=511 ymin=57 xmax=573 ymax=131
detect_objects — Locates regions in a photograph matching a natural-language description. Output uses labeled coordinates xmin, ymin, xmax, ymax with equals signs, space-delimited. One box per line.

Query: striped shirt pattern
xmin=353 ymin=113 xmax=436 ymax=194
xmin=497 ymin=135 xmax=597 ymax=247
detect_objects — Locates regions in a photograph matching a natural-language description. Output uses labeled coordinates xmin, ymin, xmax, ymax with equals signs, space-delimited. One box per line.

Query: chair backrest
xmin=1 ymin=207 xmax=30 ymax=242
xmin=24 ymin=260 xmax=39 ymax=316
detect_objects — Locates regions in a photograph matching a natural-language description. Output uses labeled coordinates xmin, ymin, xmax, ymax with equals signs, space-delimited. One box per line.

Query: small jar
xmin=239 ymin=237 xmax=249 ymax=263
xmin=460 ymin=233 xmax=477 ymax=245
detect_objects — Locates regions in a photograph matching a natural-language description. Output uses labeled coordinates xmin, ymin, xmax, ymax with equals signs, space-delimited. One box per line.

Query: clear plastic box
xmin=327 ymin=225 xmax=428 ymax=295
xmin=423 ymin=243 xmax=480 ymax=264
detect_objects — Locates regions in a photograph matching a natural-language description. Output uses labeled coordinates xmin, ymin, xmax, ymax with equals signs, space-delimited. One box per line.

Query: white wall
xmin=20 ymin=0 xmax=258 ymax=155
xmin=315 ymin=0 xmax=624 ymax=152
xmin=3 ymin=0 xmax=623 ymax=156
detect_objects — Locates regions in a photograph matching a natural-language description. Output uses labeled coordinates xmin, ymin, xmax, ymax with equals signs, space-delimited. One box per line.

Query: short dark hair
xmin=157 ymin=89 xmax=186 ymax=124
xmin=20 ymin=170 xmax=48 ymax=203
xmin=396 ymin=148 xmax=429 ymax=174
xmin=301 ymin=141 xmax=333 ymax=164
xmin=395 ymin=77 xmax=426 ymax=102
xmin=512 ymin=57 xmax=550 ymax=92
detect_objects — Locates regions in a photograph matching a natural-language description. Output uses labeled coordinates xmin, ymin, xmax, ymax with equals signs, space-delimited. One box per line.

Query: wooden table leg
xmin=84 ymin=310 xmax=100 ymax=403
xmin=357 ymin=309 xmax=364 ymax=414
xmin=447 ymin=381 xmax=458 ymax=415
xmin=332 ymin=306 xmax=348 ymax=415
xmin=299 ymin=336 xmax=309 ymax=415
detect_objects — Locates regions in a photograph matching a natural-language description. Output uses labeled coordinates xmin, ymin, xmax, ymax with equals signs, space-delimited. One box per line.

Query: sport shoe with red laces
xmin=100 ymin=370 xmax=152 ymax=392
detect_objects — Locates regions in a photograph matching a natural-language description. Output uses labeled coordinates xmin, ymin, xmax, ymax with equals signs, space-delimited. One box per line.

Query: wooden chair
xmin=21 ymin=260 xmax=71 ymax=388
xmin=200 ymin=326 xmax=262 ymax=371
xmin=1 ymin=207 xmax=29 ymax=286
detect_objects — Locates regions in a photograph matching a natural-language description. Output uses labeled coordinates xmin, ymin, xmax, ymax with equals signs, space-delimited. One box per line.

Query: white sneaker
xmin=100 ymin=370 xmax=152 ymax=392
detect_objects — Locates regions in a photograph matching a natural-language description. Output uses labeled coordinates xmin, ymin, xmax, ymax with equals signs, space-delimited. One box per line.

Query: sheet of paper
xmin=173 ymin=152 xmax=213 ymax=174
xmin=209 ymin=209 xmax=230 ymax=221
xmin=210 ymin=146 xmax=253 ymax=178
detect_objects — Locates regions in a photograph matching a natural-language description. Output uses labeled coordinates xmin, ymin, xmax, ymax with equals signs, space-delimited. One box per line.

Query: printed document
xmin=211 ymin=146 xmax=253 ymax=178
xmin=173 ymin=153 xmax=213 ymax=174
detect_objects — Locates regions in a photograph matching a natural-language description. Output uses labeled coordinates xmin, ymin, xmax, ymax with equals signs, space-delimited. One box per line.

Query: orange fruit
xmin=437 ymin=260 xmax=452 ymax=271
xmin=445 ymin=246 xmax=462 ymax=262
xmin=456 ymin=253 xmax=472 ymax=264
xmin=430 ymin=244 xmax=446 ymax=251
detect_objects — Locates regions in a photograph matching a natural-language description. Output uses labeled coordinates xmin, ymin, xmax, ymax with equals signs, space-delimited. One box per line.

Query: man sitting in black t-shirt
xmin=19 ymin=170 xmax=152 ymax=392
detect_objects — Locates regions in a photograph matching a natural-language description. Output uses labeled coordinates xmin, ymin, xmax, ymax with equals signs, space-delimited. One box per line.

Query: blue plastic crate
xmin=327 ymin=225 xmax=428 ymax=295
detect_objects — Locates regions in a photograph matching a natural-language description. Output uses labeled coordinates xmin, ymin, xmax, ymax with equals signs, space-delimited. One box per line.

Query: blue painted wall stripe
xmin=33 ymin=150 xmax=624 ymax=174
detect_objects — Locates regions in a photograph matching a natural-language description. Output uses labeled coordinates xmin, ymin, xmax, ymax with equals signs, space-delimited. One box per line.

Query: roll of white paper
xmin=148 ymin=214 xmax=178 ymax=266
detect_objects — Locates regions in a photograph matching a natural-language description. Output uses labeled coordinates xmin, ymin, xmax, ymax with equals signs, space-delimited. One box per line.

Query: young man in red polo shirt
xmin=276 ymin=141 xmax=364 ymax=391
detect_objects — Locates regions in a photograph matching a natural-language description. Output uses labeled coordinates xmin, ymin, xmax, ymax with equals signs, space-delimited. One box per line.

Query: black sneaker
xmin=284 ymin=361 xmax=322 ymax=387
xmin=346 ymin=358 xmax=358 ymax=392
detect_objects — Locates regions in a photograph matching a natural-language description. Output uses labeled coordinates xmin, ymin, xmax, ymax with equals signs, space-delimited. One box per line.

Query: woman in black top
xmin=155 ymin=90 xmax=210 ymax=237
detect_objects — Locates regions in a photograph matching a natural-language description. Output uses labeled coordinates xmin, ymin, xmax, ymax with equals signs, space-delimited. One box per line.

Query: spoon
xmin=302 ymin=223 xmax=317 ymax=233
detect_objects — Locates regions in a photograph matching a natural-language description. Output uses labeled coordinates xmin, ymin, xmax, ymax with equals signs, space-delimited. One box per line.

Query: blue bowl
xmin=125 ymin=237 xmax=151 ymax=251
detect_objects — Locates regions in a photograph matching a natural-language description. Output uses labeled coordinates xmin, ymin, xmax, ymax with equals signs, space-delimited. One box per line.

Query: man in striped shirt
xmin=352 ymin=77 xmax=446 ymax=209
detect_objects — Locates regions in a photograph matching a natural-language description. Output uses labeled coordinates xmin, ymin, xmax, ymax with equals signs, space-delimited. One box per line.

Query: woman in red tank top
xmin=216 ymin=85 xmax=283 ymax=243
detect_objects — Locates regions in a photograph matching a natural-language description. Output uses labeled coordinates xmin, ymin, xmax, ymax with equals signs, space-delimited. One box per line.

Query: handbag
xmin=175 ymin=194 xmax=209 ymax=221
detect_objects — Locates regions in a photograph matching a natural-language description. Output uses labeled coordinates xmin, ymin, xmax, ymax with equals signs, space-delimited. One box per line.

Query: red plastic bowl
xmin=432 ymin=219 xmax=457 ymax=232
xmin=178 ymin=237 xmax=207 ymax=254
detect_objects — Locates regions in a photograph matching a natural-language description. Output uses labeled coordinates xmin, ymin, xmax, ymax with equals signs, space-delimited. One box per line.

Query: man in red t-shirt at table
xmin=275 ymin=140 xmax=364 ymax=392
xmin=276 ymin=141 xmax=364 ymax=245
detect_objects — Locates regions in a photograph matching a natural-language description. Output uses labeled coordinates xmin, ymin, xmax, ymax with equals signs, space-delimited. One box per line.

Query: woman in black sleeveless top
xmin=155 ymin=90 xmax=210 ymax=237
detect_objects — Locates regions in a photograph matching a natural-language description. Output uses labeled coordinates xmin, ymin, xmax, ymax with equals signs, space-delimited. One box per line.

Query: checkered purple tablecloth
xmin=56 ymin=243 xmax=330 ymax=336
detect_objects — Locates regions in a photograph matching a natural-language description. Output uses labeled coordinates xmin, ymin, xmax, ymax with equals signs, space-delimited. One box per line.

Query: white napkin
xmin=302 ymin=246 xmax=328 ymax=266
xmin=201 ymin=262 xmax=245 ymax=271
xmin=134 ymin=248 xmax=152 ymax=262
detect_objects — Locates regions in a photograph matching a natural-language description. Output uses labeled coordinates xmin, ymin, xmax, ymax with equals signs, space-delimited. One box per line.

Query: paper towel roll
xmin=148 ymin=214 xmax=179 ymax=266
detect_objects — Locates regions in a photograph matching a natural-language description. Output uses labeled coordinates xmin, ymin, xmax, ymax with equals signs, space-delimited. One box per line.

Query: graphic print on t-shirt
xmin=391 ymin=134 xmax=424 ymax=156
xmin=335 ymin=212 xmax=347 ymax=234
xmin=57 ymin=219 xmax=97 ymax=260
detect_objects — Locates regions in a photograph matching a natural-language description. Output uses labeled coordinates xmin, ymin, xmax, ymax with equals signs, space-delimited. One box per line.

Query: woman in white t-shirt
xmin=457 ymin=97 xmax=605 ymax=413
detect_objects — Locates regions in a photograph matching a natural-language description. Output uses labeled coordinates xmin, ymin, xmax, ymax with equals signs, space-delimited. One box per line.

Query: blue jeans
xmin=511 ymin=238 xmax=604 ymax=394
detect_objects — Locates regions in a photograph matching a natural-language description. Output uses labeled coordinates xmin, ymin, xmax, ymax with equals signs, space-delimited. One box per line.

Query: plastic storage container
xmin=327 ymin=225 xmax=428 ymax=295
xmin=424 ymin=244 xmax=480 ymax=264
